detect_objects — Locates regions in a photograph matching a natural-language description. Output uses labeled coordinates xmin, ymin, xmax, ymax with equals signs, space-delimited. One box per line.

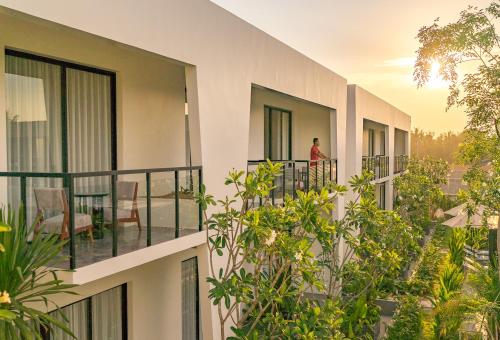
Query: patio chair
xmin=103 ymin=181 xmax=141 ymax=229
xmin=34 ymin=188 xmax=94 ymax=240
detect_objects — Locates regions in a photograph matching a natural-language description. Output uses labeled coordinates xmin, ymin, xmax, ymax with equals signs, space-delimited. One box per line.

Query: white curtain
xmin=5 ymin=54 xmax=113 ymax=222
xmin=182 ymin=257 xmax=199 ymax=340
xmin=5 ymin=55 xmax=63 ymax=220
xmin=92 ymin=286 xmax=123 ymax=340
xmin=67 ymin=68 xmax=111 ymax=192
xmin=51 ymin=299 xmax=89 ymax=340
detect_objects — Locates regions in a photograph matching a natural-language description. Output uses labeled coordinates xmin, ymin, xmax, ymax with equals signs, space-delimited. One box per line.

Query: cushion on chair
xmin=39 ymin=213 xmax=92 ymax=234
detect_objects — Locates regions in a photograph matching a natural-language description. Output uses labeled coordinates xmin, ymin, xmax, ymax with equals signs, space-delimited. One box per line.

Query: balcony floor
xmin=54 ymin=226 xmax=199 ymax=269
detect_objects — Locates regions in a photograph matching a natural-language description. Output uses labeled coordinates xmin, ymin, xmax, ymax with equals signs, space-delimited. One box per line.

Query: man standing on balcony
xmin=310 ymin=137 xmax=327 ymax=166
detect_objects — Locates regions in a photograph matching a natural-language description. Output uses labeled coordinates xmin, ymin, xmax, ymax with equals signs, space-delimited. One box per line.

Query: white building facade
xmin=0 ymin=1 xmax=410 ymax=339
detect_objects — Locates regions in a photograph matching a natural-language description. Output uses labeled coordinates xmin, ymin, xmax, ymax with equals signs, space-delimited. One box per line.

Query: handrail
xmin=247 ymin=159 xmax=338 ymax=205
xmin=394 ymin=154 xmax=409 ymax=174
xmin=0 ymin=166 xmax=203 ymax=269
xmin=362 ymin=155 xmax=390 ymax=179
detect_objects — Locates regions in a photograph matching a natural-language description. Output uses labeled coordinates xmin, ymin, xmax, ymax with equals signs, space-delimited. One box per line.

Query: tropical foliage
xmin=411 ymin=128 xmax=464 ymax=163
xmin=394 ymin=157 xmax=449 ymax=232
xmin=0 ymin=208 xmax=76 ymax=339
xmin=386 ymin=295 xmax=423 ymax=340
xmin=198 ymin=163 xmax=420 ymax=339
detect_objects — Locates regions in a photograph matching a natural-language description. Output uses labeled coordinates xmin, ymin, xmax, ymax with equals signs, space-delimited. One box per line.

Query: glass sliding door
xmin=45 ymin=285 xmax=126 ymax=340
xmin=379 ymin=130 xmax=386 ymax=155
xmin=92 ymin=285 xmax=124 ymax=339
xmin=4 ymin=50 xmax=115 ymax=222
xmin=67 ymin=68 xmax=112 ymax=191
xmin=264 ymin=106 xmax=292 ymax=160
xmin=367 ymin=129 xmax=375 ymax=157
xmin=5 ymin=53 xmax=63 ymax=215
xmin=5 ymin=55 xmax=63 ymax=173
xmin=49 ymin=299 xmax=89 ymax=340
xmin=182 ymin=257 xmax=200 ymax=340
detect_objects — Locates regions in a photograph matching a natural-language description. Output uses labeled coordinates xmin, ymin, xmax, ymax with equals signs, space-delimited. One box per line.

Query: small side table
xmin=75 ymin=192 xmax=109 ymax=239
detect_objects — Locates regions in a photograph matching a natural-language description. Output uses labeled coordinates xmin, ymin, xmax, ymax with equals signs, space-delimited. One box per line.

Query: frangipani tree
xmin=198 ymin=162 xmax=419 ymax=339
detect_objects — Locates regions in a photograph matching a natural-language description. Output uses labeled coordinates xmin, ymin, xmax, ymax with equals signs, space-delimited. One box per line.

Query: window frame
xmin=41 ymin=284 xmax=127 ymax=340
xmin=263 ymin=105 xmax=292 ymax=161
xmin=5 ymin=49 xmax=118 ymax=172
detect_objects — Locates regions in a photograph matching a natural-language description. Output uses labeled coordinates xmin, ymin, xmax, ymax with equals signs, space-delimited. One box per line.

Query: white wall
xmin=248 ymin=87 xmax=332 ymax=160
xmin=0 ymin=13 xmax=189 ymax=171
xmin=346 ymin=85 xmax=411 ymax=211
xmin=0 ymin=2 xmax=350 ymax=339
xmin=36 ymin=245 xmax=212 ymax=340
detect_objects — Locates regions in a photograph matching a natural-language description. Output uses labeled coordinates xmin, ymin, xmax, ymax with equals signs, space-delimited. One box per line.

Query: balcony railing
xmin=394 ymin=154 xmax=409 ymax=174
xmin=247 ymin=159 xmax=337 ymax=205
xmin=362 ymin=155 xmax=390 ymax=179
xmin=0 ymin=166 xmax=203 ymax=269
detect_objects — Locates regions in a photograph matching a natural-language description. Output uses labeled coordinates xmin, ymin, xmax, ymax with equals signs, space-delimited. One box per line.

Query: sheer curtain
xmin=67 ymin=68 xmax=111 ymax=192
xmin=5 ymin=55 xmax=62 ymax=218
xmin=50 ymin=299 xmax=89 ymax=340
xmin=5 ymin=53 xmax=113 ymax=220
xmin=182 ymin=257 xmax=200 ymax=340
xmin=92 ymin=286 xmax=123 ymax=339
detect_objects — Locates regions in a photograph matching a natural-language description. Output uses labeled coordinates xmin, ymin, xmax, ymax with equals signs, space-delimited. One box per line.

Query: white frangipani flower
xmin=265 ymin=230 xmax=277 ymax=246
xmin=295 ymin=252 xmax=303 ymax=261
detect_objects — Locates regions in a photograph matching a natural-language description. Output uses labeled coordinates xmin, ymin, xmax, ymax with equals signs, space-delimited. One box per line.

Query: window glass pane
xmin=5 ymin=54 xmax=63 ymax=223
xmin=264 ymin=107 xmax=270 ymax=159
xmin=50 ymin=299 xmax=89 ymax=340
xmin=270 ymin=109 xmax=281 ymax=159
xmin=182 ymin=257 xmax=199 ymax=340
xmin=67 ymin=68 xmax=112 ymax=193
xmin=92 ymin=286 xmax=123 ymax=340
xmin=281 ymin=112 xmax=290 ymax=160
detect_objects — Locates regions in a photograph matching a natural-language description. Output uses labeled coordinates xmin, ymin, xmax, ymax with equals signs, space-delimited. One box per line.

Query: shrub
xmin=448 ymin=228 xmax=466 ymax=268
xmin=386 ymin=295 xmax=423 ymax=340
xmin=408 ymin=243 xmax=444 ymax=297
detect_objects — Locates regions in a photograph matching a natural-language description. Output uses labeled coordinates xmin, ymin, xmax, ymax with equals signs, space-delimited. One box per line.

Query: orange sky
xmin=211 ymin=0 xmax=492 ymax=134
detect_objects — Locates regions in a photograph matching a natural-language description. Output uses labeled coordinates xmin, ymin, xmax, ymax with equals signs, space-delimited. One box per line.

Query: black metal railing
xmin=362 ymin=155 xmax=390 ymax=179
xmin=0 ymin=166 xmax=203 ymax=270
xmin=247 ymin=159 xmax=337 ymax=205
xmin=394 ymin=154 xmax=409 ymax=174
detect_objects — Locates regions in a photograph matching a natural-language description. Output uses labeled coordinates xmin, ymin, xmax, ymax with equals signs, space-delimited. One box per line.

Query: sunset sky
xmin=211 ymin=0 xmax=492 ymax=134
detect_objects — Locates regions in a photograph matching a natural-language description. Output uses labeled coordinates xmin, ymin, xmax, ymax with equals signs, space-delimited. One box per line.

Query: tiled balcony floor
xmin=53 ymin=226 xmax=199 ymax=269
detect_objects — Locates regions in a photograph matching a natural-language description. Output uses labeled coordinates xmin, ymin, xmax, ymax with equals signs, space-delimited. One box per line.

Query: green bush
xmin=448 ymin=228 xmax=465 ymax=268
xmin=408 ymin=243 xmax=444 ymax=297
xmin=386 ymin=295 xmax=423 ymax=340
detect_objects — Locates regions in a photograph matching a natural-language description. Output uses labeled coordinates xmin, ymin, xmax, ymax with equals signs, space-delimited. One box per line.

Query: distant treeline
xmin=411 ymin=128 xmax=464 ymax=164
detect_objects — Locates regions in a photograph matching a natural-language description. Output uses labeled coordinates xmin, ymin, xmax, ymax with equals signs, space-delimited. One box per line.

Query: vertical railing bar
xmin=306 ymin=162 xmax=310 ymax=193
xmin=175 ymin=170 xmax=180 ymax=238
xmin=271 ymin=177 xmax=275 ymax=205
xmin=292 ymin=162 xmax=296 ymax=199
xmin=198 ymin=168 xmax=203 ymax=232
xmin=282 ymin=163 xmax=286 ymax=203
xmin=322 ymin=160 xmax=326 ymax=189
xmin=112 ymin=173 xmax=118 ymax=257
xmin=315 ymin=162 xmax=318 ymax=191
xmin=20 ymin=175 xmax=27 ymax=225
xmin=67 ymin=174 xmax=76 ymax=270
xmin=146 ymin=172 xmax=152 ymax=247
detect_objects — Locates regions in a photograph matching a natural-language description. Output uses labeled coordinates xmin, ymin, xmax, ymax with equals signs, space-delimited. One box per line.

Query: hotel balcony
xmin=0 ymin=11 xmax=203 ymax=276
xmin=394 ymin=128 xmax=410 ymax=174
xmin=361 ymin=119 xmax=389 ymax=180
xmin=247 ymin=159 xmax=337 ymax=205
xmin=247 ymin=85 xmax=339 ymax=204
